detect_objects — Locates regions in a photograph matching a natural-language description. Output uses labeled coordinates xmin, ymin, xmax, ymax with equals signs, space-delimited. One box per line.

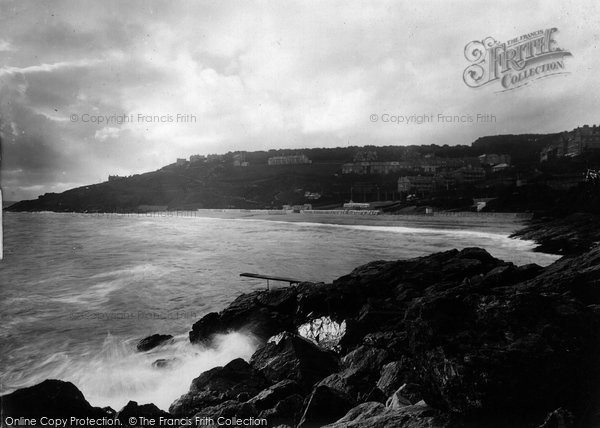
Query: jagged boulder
xmin=326 ymin=402 xmax=386 ymax=425
xmin=377 ymin=360 xmax=410 ymax=397
xmin=317 ymin=345 xmax=389 ymax=402
xmin=324 ymin=401 xmax=450 ymax=428
xmin=151 ymin=358 xmax=180 ymax=369
xmin=248 ymin=380 xmax=302 ymax=410
xmin=169 ymin=358 xmax=269 ymax=416
xmin=386 ymin=384 xmax=423 ymax=409
xmin=117 ymin=401 xmax=170 ymax=426
xmin=192 ymin=400 xmax=258 ymax=420
xmin=136 ymin=334 xmax=173 ymax=352
xmin=189 ymin=288 xmax=300 ymax=344
xmin=250 ymin=333 xmax=339 ymax=389
xmin=298 ymin=385 xmax=355 ymax=428
xmin=257 ymin=394 xmax=305 ymax=427
xmin=404 ymin=249 xmax=600 ymax=423
xmin=0 ymin=380 xmax=109 ymax=418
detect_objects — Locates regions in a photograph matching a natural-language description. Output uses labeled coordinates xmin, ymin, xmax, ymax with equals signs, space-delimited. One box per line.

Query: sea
xmin=0 ymin=211 xmax=560 ymax=411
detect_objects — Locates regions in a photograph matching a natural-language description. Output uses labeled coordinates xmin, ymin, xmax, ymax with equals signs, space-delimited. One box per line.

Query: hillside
xmin=5 ymin=131 xmax=597 ymax=213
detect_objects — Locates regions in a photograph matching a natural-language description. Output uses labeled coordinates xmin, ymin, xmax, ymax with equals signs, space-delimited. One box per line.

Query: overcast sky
xmin=1 ymin=0 xmax=599 ymax=200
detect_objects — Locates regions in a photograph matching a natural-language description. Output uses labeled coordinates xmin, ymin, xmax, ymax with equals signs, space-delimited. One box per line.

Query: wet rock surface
xmin=250 ymin=333 xmax=339 ymax=389
xmin=136 ymin=334 xmax=174 ymax=352
xmin=511 ymin=212 xmax=600 ymax=255
xmin=5 ymin=246 xmax=600 ymax=427
xmin=116 ymin=401 xmax=171 ymax=426
xmin=169 ymin=358 xmax=269 ymax=416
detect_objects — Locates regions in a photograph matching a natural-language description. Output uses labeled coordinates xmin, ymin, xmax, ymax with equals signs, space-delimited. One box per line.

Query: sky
xmin=0 ymin=0 xmax=599 ymax=201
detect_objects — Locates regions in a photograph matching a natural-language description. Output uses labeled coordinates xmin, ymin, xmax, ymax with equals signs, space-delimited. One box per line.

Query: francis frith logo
xmin=463 ymin=28 xmax=572 ymax=91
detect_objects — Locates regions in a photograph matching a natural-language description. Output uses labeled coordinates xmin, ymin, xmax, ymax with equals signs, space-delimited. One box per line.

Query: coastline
xmin=3 ymin=245 xmax=600 ymax=427
xmin=11 ymin=209 xmax=533 ymax=235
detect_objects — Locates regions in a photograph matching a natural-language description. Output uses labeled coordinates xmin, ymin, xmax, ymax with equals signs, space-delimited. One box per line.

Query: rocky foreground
xmin=2 ymin=247 xmax=600 ymax=427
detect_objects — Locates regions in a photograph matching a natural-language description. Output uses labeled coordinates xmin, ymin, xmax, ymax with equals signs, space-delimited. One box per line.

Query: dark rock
xmin=236 ymin=392 xmax=251 ymax=402
xmin=189 ymin=288 xmax=300 ymax=344
xmin=324 ymin=401 xmax=449 ymax=428
xmin=102 ymin=407 xmax=117 ymax=416
xmin=193 ymin=400 xmax=258 ymax=420
xmin=396 ymin=383 xmax=423 ymax=405
xmin=179 ymin=245 xmax=600 ymax=427
xmin=317 ymin=345 xmax=389 ymax=402
xmin=377 ymin=361 xmax=408 ymax=396
xmin=258 ymin=393 xmax=305 ymax=427
xmin=136 ymin=334 xmax=173 ymax=352
xmin=404 ymin=248 xmax=600 ymax=422
xmin=298 ymin=385 xmax=355 ymax=428
xmin=341 ymin=345 xmax=389 ymax=378
xmin=511 ymin=213 xmax=600 ymax=255
xmin=169 ymin=358 xmax=269 ymax=416
xmin=537 ymin=408 xmax=575 ymax=428
xmin=152 ymin=358 xmax=180 ymax=369
xmin=386 ymin=389 xmax=411 ymax=409
xmin=524 ymin=246 xmax=600 ymax=304
xmin=386 ymin=384 xmax=423 ymax=409
xmin=250 ymin=333 xmax=339 ymax=389
xmin=327 ymin=401 xmax=386 ymax=425
xmin=248 ymin=380 xmax=302 ymax=410
xmin=0 ymin=379 xmax=109 ymax=418
xmin=362 ymin=387 xmax=386 ymax=404
xmin=117 ymin=401 xmax=170 ymax=426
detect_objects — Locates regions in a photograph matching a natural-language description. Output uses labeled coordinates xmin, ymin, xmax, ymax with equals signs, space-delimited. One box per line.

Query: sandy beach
xmin=183 ymin=210 xmax=534 ymax=235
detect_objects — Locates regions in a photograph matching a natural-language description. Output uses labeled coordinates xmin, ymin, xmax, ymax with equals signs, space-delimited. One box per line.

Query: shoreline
xmin=3 ymin=245 xmax=599 ymax=427
xmin=6 ymin=209 xmax=534 ymax=234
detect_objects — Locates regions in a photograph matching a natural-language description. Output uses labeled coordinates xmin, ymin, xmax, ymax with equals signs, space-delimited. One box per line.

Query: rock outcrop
xmin=136 ymin=334 xmax=174 ymax=352
xmin=249 ymin=333 xmax=339 ymax=389
xmin=169 ymin=358 xmax=269 ymax=416
xmin=116 ymin=401 xmax=171 ymax=426
xmin=511 ymin=212 xmax=600 ymax=255
xmin=4 ymin=246 xmax=600 ymax=428
xmin=182 ymin=247 xmax=600 ymax=427
xmin=0 ymin=380 xmax=110 ymax=419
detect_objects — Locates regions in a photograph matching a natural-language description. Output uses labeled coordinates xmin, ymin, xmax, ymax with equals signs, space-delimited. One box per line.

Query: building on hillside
xmin=397 ymin=175 xmax=438 ymax=193
xmin=176 ymin=158 xmax=187 ymax=166
xmin=540 ymin=125 xmax=600 ymax=161
xmin=267 ymin=154 xmax=311 ymax=166
xmin=419 ymin=158 xmax=465 ymax=174
xmin=232 ymin=152 xmax=249 ymax=167
xmin=565 ymin=125 xmax=600 ymax=157
xmin=451 ymin=166 xmax=486 ymax=184
xmin=190 ymin=154 xmax=206 ymax=163
xmin=478 ymin=153 xmax=511 ymax=166
xmin=343 ymin=202 xmax=372 ymax=210
xmin=108 ymin=175 xmax=125 ymax=182
xmin=342 ymin=161 xmax=416 ymax=175
xmin=206 ymin=154 xmax=224 ymax=162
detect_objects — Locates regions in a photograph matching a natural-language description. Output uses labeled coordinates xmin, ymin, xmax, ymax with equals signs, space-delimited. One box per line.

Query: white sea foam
xmin=6 ymin=332 xmax=259 ymax=411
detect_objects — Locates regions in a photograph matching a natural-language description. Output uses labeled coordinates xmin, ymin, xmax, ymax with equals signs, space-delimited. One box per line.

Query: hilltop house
xmin=268 ymin=154 xmax=311 ymax=166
